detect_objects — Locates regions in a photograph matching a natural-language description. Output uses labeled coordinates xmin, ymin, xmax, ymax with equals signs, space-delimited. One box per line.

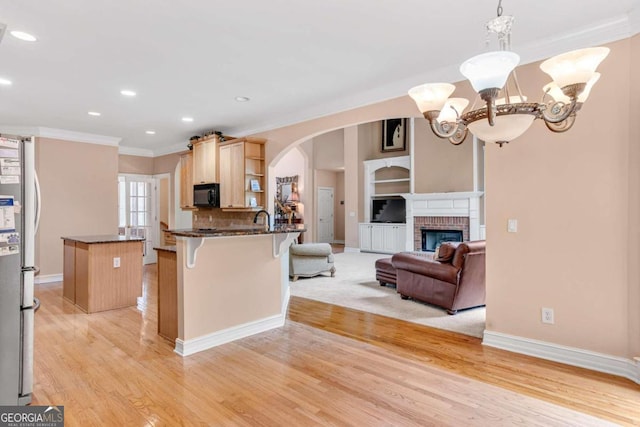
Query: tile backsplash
xmin=192 ymin=208 xmax=261 ymax=228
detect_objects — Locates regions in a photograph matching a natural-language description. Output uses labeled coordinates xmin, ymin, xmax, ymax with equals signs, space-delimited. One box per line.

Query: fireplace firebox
xmin=421 ymin=229 xmax=463 ymax=252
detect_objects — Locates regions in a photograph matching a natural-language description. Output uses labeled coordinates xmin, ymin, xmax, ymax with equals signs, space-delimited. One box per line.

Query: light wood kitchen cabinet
xmin=192 ymin=135 xmax=217 ymax=185
xmin=219 ymin=142 xmax=245 ymax=208
xmin=219 ymin=137 xmax=266 ymax=210
xmin=179 ymin=151 xmax=194 ymax=209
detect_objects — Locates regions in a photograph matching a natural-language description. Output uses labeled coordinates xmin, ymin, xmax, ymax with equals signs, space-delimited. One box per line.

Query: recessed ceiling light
xmin=10 ymin=31 xmax=37 ymax=42
xmin=0 ymin=78 xmax=12 ymax=86
xmin=181 ymin=117 xmax=194 ymax=122
xmin=120 ymin=89 xmax=136 ymax=97
xmin=88 ymin=111 xmax=101 ymax=116
xmin=235 ymin=96 xmax=250 ymax=102
xmin=145 ymin=130 xmax=156 ymax=135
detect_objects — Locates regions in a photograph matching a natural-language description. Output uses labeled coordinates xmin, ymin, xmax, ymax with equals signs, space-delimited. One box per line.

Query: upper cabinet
xmin=179 ymin=151 xmax=194 ymax=209
xmin=219 ymin=137 xmax=266 ymax=210
xmin=192 ymin=135 xmax=218 ymax=185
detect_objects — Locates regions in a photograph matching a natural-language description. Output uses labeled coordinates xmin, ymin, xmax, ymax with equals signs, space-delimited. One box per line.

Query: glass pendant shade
xmin=460 ymin=51 xmax=520 ymax=92
xmin=539 ymin=47 xmax=609 ymax=89
xmin=543 ymin=73 xmax=601 ymax=103
xmin=466 ymin=96 xmax=535 ymax=142
xmin=408 ymin=83 xmax=455 ymax=113
xmin=437 ymin=98 xmax=469 ymax=123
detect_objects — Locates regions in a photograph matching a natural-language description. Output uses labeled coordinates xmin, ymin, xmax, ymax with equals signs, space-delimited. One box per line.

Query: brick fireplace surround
xmin=413 ymin=216 xmax=469 ymax=251
xmin=404 ymin=192 xmax=483 ymax=252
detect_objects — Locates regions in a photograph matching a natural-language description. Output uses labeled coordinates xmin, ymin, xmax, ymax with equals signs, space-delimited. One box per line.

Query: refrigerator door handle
xmin=34 ymin=171 xmax=41 ymax=235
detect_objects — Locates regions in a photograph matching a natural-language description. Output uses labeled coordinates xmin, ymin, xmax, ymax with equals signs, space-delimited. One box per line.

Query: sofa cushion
xmin=435 ymin=242 xmax=459 ymax=263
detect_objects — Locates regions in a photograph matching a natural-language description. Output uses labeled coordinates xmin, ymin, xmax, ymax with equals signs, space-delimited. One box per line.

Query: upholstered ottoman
xmin=375 ymin=257 xmax=397 ymax=287
xmin=289 ymin=243 xmax=335 ymax=281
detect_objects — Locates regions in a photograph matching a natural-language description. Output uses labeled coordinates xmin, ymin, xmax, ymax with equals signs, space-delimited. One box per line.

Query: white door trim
xmin=316 ymin=186 xmax=334 ymax=244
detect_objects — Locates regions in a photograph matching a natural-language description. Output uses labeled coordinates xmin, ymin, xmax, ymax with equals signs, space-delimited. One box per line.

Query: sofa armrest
xmin=391 ymin=252 xmax=459 ymax=284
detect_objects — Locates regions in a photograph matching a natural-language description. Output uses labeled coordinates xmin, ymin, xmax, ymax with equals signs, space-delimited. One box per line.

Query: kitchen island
xmin=168 ymin=225 xmax=302 ymax=356
xmin=62 ymin=235 xmax=144 ymax=313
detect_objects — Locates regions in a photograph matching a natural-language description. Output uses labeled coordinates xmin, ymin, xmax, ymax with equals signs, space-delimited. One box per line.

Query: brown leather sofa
xmin=391 ymin=241 xmax=486 ymax=315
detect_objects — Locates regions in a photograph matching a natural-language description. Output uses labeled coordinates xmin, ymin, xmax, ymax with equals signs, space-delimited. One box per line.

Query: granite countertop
xmin=61 ymin=235 xmax=145 ymax=244
xmin=170 ymin=224 xmax=305 ymax=238
xmin=154 ymin=245 xmax=176 ymax=253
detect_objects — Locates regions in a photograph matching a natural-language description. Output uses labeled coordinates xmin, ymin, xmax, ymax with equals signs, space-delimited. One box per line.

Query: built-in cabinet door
xmin=394 ymin=225 xmax=407 ymax=252
xmin=219 ymin=142 xmax=245 ymax=208
xmin=382 ymin=225 xmax=397 ymax=253
xmin=371 ymin=225 xmax=386 ymax=252
xmin=229 ymin=142 xmax=245 ymax=206
xmin=192 ymin=138 xmax=217 ymax=184
xmin=219 ymin=145 xmax=233 ymax=207
xmin=359 ymin=223 xmax=407 ymax=254
xmin=179 ymin=152 xmax=193 ymax=209
xmin=359 ymin=224 xmax=372 ymax=251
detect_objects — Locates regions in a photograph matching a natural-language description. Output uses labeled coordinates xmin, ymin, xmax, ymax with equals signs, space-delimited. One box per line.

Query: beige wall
xmin=485 ymin=38 xmax=635 ymax=358
xmin=252 ymin=36 xmax=639 ymax=361
xmin=153 ymin=152 xmax=182 ymax=175
xmin=118 ymin=154 xmax=154 ymax=174
xmin=36 ymin=138 xmax=118 ymax=276
xmin=313 ymin=129 xmax=344 ymax=170
xmin=344 ymin=126 xmax=360 ymax=248
xmin=335 ymin=171 xmax=345 ymax=242
xmin=413 ymin=118 xmax=474 ymax=193
xmin=628 ymin=34 xmax=640 ymax=358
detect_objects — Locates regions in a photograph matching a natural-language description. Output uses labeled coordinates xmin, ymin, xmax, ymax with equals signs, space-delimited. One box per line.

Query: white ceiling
xmin=0 ymin=0 xmax=638 ymax=156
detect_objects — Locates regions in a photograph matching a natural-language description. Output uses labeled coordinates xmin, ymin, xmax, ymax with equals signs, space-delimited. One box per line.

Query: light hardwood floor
xmin=32 ymin=265 xmax=640 ymax=426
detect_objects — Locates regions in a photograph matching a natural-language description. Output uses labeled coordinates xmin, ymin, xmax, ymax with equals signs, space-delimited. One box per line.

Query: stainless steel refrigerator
xmin=0 ymin=134 xmax=39 ymax=405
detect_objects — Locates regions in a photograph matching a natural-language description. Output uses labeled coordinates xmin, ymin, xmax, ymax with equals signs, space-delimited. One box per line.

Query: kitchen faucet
xmin=253 ymin=210 xmax=271 ymax=231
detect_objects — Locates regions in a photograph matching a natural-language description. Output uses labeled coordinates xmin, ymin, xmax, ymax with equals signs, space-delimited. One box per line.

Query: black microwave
xmin=193 ymin=183 xmax=220 ymax=208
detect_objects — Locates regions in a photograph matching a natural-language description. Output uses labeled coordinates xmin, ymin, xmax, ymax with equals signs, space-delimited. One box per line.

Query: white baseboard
xmin=175 ymin=313 xmax=286 ymax=357
xmin=35 ymin=274 xmax=63 ymax=284
xmin=343 ymin=247 xmax=361 ymax=253
xmin=483 ymin=330 xmax=640 ymax=384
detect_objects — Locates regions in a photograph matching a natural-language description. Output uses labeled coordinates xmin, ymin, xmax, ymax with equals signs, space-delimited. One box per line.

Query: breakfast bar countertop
xmin=169 ymin=224 xmax=305 ymax=238
xmin=153 ymin=245 xmax=177 ymax=253
xmin=61 ymin=235 xmax=145 ymax=244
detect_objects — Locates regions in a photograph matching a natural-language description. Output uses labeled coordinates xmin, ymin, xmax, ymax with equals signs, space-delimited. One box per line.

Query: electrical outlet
xmin=113 ymin=257 xmax=121 ymax=268
xmin=541 ymin=307 xmax=554 ymax=324
xmin=507 ymin=219 xmax=518 ymax=233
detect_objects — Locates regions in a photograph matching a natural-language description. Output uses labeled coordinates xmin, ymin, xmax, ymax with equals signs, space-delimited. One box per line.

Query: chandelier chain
xmin=497 ymin=0 xmax=503 ymax=17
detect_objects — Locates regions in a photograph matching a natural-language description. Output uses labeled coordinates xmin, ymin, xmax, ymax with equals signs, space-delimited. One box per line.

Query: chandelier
xmin=408 ymin=0 xmax=609 ymax=147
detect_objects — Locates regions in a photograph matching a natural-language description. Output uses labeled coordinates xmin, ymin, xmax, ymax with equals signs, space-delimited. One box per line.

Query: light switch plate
xmin=507 ymin=219 xmax=518 ymax=233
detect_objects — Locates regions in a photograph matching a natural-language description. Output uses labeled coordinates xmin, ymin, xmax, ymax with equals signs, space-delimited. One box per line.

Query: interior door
xmin=317 ymin=187 xmax=334 ymax=244
xmin=118 ymin=175 xmax=156 ymax=264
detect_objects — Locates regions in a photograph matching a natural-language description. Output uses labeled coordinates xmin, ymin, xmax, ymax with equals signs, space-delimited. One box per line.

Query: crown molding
xmin=151 ymin=141 xmax=191 ymax=157
xmin=118 ymin=146 xmax=154 ymax=157
xmin=118 ymin=140 xmax=188 ymax=157
xmin=0 ymin=125 xmax=121 ymax=146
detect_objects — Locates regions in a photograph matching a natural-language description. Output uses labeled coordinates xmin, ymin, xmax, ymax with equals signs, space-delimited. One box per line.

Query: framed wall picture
xmin=250 ymin=179 xmax=261 ymax=192
xmin=382 ymin=118 xmax=406 ymax=152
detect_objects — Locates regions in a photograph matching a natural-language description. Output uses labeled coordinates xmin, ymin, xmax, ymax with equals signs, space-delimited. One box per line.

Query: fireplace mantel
xmin=405 ymin=191 xmax=483 ymax=217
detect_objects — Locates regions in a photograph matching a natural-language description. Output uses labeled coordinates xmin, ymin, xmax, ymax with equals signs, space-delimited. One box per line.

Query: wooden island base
xmin=62 ymin=235 xmax=144 ymax=313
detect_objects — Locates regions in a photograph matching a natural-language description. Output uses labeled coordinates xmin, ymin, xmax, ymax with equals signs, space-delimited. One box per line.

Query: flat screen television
xmin=371 ymin=198 xmax=406 ymax=223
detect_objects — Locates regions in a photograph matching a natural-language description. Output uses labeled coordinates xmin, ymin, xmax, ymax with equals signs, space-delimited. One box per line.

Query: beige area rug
xmin=289 ymin=251 xmax=486 ymax=338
